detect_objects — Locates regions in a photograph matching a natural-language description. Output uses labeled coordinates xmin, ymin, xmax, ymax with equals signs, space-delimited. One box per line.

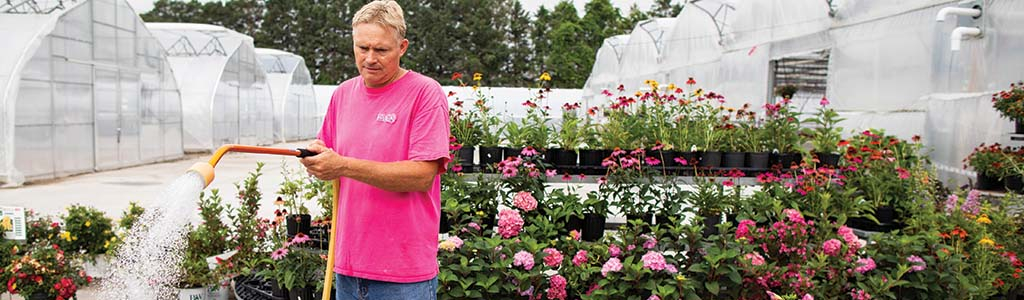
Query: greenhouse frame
xmin=255 ymin=48 xmax=319 ymax=143
xmin=0 ymin=0 xmax=183 ymax=186
xmin=148 ymin=22 xmax=275 ymax=152
xmin=584 ymin=0 xmax=1024 ymax=185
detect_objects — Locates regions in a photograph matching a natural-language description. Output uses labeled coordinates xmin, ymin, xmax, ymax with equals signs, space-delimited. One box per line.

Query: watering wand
xmin=185 ymin=144 xmax=340 ymax=300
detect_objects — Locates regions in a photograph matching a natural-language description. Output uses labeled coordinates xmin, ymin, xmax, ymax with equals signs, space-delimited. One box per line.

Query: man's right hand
xmin=300 ymin=140 xmax=346 ymax=180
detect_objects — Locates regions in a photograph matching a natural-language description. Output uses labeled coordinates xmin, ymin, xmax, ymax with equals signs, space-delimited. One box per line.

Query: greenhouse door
xmin=93 ymin=68 xmax=141 ymax=170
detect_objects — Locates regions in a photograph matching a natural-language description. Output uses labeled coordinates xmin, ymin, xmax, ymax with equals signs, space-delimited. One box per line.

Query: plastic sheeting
xmin=255 ymin=48 xmax=318 ymax=143
xmin=581 ymin=34 xmax=628 ymax=100
xmin=617 ymin=18 xmax=675 ymax=93
xmin=149 ymin=23 xmax=275 ymax=152
xmin=0 ymin=0 xmax=183 ymax=186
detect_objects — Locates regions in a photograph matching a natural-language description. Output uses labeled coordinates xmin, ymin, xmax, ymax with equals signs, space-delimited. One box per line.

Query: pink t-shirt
xmin=318 ymin=71 xmax=450 ymax=283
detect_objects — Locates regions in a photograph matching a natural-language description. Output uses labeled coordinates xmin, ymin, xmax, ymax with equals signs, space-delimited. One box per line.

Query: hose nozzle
xmin=188 ymin=162 xmax=215 ymax=188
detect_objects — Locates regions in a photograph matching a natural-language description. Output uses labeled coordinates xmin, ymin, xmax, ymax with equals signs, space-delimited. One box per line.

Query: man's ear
xmin=399 ymin=39 xmax=409 ymax=56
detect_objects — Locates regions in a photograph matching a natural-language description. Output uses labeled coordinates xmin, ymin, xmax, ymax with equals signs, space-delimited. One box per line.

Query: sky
xmin=126 ymin=0 xmax=658 ymax=16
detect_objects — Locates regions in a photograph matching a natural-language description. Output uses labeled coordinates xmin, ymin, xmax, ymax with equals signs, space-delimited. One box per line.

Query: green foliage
xmin=228 ymin=163 xmax=271 ymax=274
xmin=256 ymin=234 xmax=325 ymax=290
xmin=965 ymin=143 xmax=1010 ymax=178
xmin=58 ymin=205 xmax=115 ymax=258
xmin=992 ymin=81 xmax=1024 ymax=121
xmin=803 ymin=104 xmax=846 ymax=154
xmin=5 ymin=241 xmax=91 ymax=298
xmin=554 ymin=103 xmax=587 ymax=150
xmin=118 ymin=201 xmax=145 ymax=231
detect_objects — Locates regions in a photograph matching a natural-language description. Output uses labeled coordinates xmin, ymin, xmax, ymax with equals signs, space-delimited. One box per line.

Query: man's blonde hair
xmin=352 ymin=1 xmax=407 ymax=40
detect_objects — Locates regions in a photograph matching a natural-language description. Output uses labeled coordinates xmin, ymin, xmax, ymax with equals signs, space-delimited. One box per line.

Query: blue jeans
xmin=334 ymin=273 xmax=438 ymax=300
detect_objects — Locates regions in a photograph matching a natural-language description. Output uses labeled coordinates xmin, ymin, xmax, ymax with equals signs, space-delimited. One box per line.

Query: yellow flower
xmin=105 ymin=240 xmax=111 ymax=249
xmin=0 ymin=216 xmax=11 ymax=231
xmin=476 ymin=211 xmax=484 ymax=217
xmin=694 ymin=88 xmax=704 ymax=97
xmin=439 ymin=240 xmax=456 ymax=251
xmin=473 ymin=73 xmax=482 ymax=81
xmin=977 ymin=214 xmax=992 ymax=224
xmin=59 ymin=231 xmax=71 ymax=242
xmin=667 ymin=83 xmax=677 ymax=91
xmin=980 ymin=237 xmax=995 ymax=247
xmin=676 ymin=275 xmax=686 ymax=282
xmin=635 ymin=91 xmax=642 ymax=97
xmin=85 ymin=221 xmax=91 ymax=227
xmin=539 ymin=72 xmax=551 ymax=81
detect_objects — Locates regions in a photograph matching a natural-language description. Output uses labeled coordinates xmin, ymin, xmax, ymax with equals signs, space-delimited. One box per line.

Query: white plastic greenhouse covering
xmin=583 ymin=0 xmax=1024 ymax=185
xmin=617 ymin=18 xmax=675 ymax=94
xmin=0 ymin=0 xmax=184 ymax=186
xmin=148 ymin=23 xmax=275 ymax=152
xmin=255 ymin=48 xmax=318 ymax=142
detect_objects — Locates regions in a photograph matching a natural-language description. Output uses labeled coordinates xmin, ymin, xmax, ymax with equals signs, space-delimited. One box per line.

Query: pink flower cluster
xmin=837 ymin=225 xmax=861 ymax=257
xmin=497 ymin=209 xmax=524 ymax=238
xmin=513 ymin=191 xmax=538 ymax=212
xmin=642 ymin=234 xmax=658 ymax=249
xmin=572 ymin=250 xmax=588 ymax=266
xmin=906 ymin=255 xmax=926 ymax=272
xmin=822 ymin=239 xmax=842 ymax=257
xmin=601 ymin=257 xmax=622 ymax=277
xmin=513 ymin=250 xmax=535 ymax=270
xmin=546 ymin=275 xmax=567 ymax=300
xmin=609 ymin=244 xmax=621 ymax=257
xmin=854 ymin=257 xmax=876 ymax=273
xmin=543 ymin=248 xmax=563 ymax=267
xmin=849 ymin=289 xmax=871 ymax=300
xmin=496 ymin=157 xmax=523 ymax=178
xmin=641 ymin=251 xmax=668 ymax=271
xmin=745 ymin=252 xmax=765 ymax=266
xmin=736 ymin=219 xmax=756 ymax=240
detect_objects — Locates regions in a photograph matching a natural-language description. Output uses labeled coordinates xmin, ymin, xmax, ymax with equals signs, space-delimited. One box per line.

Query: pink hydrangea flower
xmin=513 ymin=250 xmax=535 ymax=270
xmin=447 ymin=236 xmax=464 ymax=249
xmin=855 ymin=257 xmax=876 ymax=273
xmin=601 ymin=257 xmax=622 ymax=277
xmin=665 ymin=264 xmax=678 ymax=274
xmin=569 ymin=230 xmax=581 ymax=241
xmin=498 ymin=209 xmax=524 ymax=238
xmin=802 ymin=294 xmax=814 ymax=300
xmin=641 ymin=251 xmax=668 ymax=271
xmin=547 ymin=275 xmax=567 ymax=300
xmin=907 ymin=255 xmax=926 ymax=272
xmin=513 ymin=191 xmax=538 ymax=212
xmin=647 ymin=296 xmax=661 ymax=300
xmin=838 ymin=226 xmax=859 ymax=250
xmin=609 ymin=244 xmax=621 ymax=257
xmin=745 ymin=252 xmax=765 ymax=266
xmin=736 ymin=219 xmax=756 ymax=240
xmin=822 ymin=239 xmax=842 ymax=257
xmin=642 ymin=234 xmax=657 ymax=249
xmin=572 ymin=250 xmax=588 ymax=266
xmin=543 ymin=248 xmax=564 ymax=267
xmin=627 ymin=245 xmax=636 ymax=251
xmin=784 ymin=209 xmax=804 ymax=223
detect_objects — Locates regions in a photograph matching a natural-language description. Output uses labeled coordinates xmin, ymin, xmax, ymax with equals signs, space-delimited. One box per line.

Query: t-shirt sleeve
xmin=408 ymin=85 xmax=451 ymax=173
xmin=317 ymin=87 xmax=340 ymax=151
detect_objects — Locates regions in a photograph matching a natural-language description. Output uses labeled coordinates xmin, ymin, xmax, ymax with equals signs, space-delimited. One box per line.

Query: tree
xmin=547 ymin=22 xmax=594 ymax=88
xmin=620 ymin=3 xmax=649 ymax=33
xmin=581 ymin=0 xmax=625 ymax=52
xmin=647 ymin=0 xmax=683 ymax=18
xmin=504 ymin=0 xmax=534 ymax=86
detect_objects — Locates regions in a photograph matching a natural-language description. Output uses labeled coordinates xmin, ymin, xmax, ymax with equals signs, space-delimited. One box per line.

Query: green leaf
xmin=705 ymin=281 xmax=719 ymax=296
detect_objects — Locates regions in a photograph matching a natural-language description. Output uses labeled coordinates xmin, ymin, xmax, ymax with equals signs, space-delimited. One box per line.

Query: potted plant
xmin=257 ymin=233 xmax=324 ymax=300
xmin=718 ymin=122 xmax=745 ymax=168
xmin=991 ymin=81 xmax=1024 ymax=134
xmin=449 ymin=98 xmax=482 ymax=171
xmin=58 ymin=204 xmax=115 ymax=261
xmin=278 ymin=165 xmax=313 ymax=237
xmin=764 ymin=99 xmax=802 ymax=168
xmin=545 ymin=187 xmax=586 ymax=235
xmin=4 ymin=241 xmax=92 ymax=300
xmin=548 ymin=103 xmax=586 ymax=170
xmin=804 ymin=98 xmax=845 ymax=167
xmin=1000 ymin=147 xmax=1024 ymax=193
xmin=578 ymin=108 xmax=606 ymax=174
xmin=473 ymin=93 xmax=505 ymax=169
xmin=581 ymin=190 xmax=609 ymax=241
xmin=965 ymin=143 xmax=1009 ymax=191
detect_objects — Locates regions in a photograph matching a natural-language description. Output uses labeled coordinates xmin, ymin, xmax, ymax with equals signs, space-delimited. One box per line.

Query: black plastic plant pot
xmin=722 ymin=152 xmax=746 ymax=168
xmin=457 ymin=147 xmax=474 ymax=167
xmin=817 ymin=152 xmax=841 ymax=167
xmin=646 ymin=149 xmax=677 ymax=168
xmin=270 ymin=278 xmax=288 ymax=298
xmin=478 ymin=146 xmax=503 ymax=169
xmin=565 ymin=215 xmax=584 ymax=234
xmin=747 ymin=152 xmax=770 ymax=169
xmin=582 ymin=213 xmax=606 ymax=242
xmin=286 ymin=214 xmax=311 ymax=238
xmin=287 ymin=286 xmax=314 ymax=300
xmin=702 ymin=214 xmax=722 ymax=238
xmin=874 ymin=206 xmax=897 ymax=224
xmin=578 ymin=149 xmax=605 ymax=167
xmin=439 ymin=213 xmax=452 ymax=234
xmin=655 ymin=214 xmax=672 ymax=227
xmin=674 ymin=151 xmax=699 ymax=167
xmin=778 ymin=152 xmax=800 ymax=169
xmin=505 ymin=147 xmax=525 ymax=158
xmin=545 ymin=149 xmax=579 ymax=167
xmin=1006 ymin=175 xmax=1024 ymax=193
xmin=699 ymin=151 xmax=722 ymax=168
xmin=1017 ymin=120 xmax=1024 ymax=134
xmin=976 ymin=173 xmax=1005 ymax=191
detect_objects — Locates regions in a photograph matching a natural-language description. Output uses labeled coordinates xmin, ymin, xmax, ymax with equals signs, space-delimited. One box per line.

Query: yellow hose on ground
xmin=322 ymin=179 xmax=340 ymax=300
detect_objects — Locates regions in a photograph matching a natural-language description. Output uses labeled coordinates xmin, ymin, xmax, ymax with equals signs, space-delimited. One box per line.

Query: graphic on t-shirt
xmin=376 ymin=112 xmax=397 ymax=123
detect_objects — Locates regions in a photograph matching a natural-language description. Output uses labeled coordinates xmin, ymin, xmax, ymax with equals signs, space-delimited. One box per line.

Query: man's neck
xmin=367 ymin=68 xmax=408 ymax=88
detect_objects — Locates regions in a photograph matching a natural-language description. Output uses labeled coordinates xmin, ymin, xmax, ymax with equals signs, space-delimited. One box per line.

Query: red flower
xmin=837 ymin=140 xmax=849 ymax=147
xmin=686 ymin=77 xmax=696 ymax=85
xmin=451 ymin=72 xmax=462 ymax=81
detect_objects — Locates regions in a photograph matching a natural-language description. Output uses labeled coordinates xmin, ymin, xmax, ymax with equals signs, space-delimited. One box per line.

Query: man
xmin=300 ymin=1 xmax=449 ymax=299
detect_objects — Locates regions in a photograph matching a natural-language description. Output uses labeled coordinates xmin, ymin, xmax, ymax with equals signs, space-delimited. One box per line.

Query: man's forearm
xmin=338 ymin=157 xmax=438 ymax=192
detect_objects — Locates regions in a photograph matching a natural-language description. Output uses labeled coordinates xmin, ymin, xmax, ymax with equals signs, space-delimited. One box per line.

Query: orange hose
xmin=208 ymin=144 xmax=302 ymax=168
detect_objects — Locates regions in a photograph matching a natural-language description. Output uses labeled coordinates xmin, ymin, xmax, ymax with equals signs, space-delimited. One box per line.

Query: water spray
xmin=187 ymin=144 xmax=339 ymax=300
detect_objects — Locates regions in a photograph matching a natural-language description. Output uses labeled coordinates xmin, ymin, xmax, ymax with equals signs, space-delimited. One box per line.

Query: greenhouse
xmin=255 ymin=48 xmax=319 ymax=143
xmin=584 ymin=0 xmax=1024 ymax=184
xmin=148 ymin=23 xmax=275 ymax=152
xmin=0 ymin=0 xmax=183 ymax=186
